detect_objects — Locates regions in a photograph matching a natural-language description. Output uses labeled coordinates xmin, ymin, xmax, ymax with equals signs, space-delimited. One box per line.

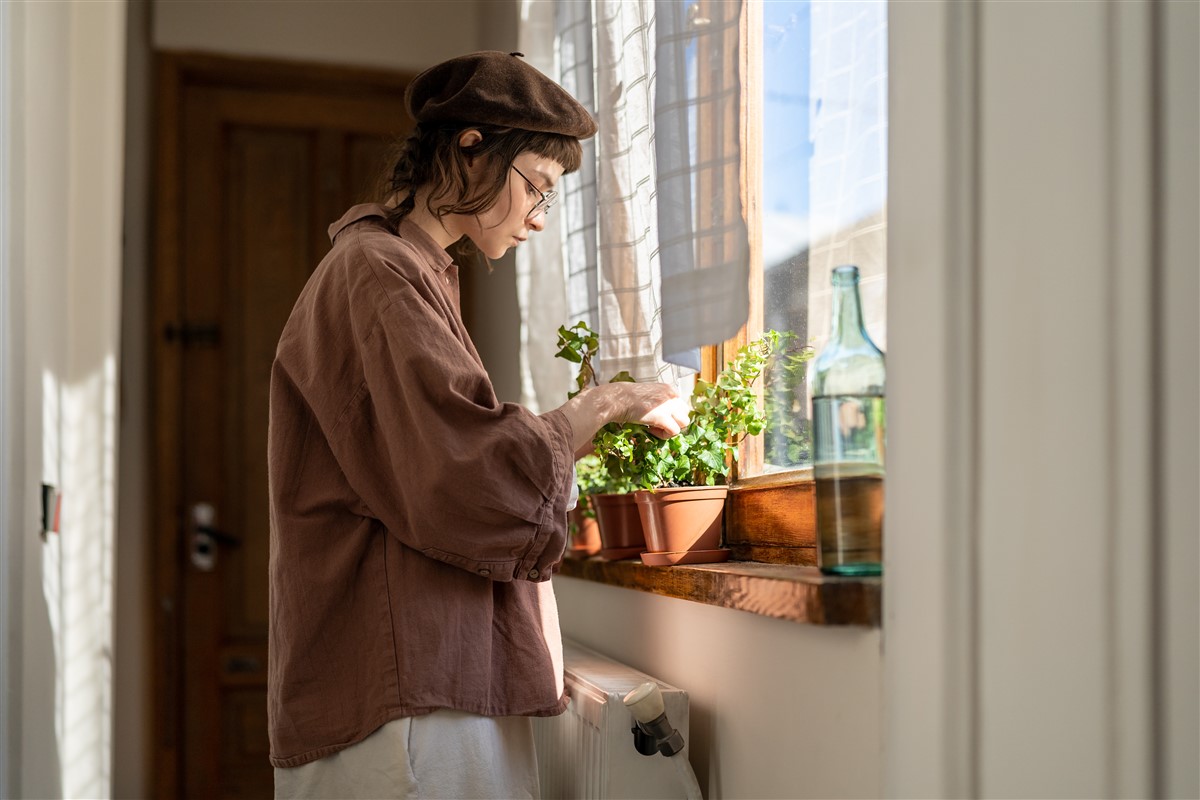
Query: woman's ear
xmin=457 ymin=129 xmax=483 ymax=166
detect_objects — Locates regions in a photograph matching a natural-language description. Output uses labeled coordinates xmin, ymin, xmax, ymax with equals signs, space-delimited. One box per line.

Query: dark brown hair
xmin=380 ymin=122 xmax=583 ymax=236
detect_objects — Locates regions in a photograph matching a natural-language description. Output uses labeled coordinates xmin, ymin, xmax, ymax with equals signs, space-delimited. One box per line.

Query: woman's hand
xmin=555 ymin=382 xmax=691 ymax=457
xmin=609 ymin=382 xmax=691 ymax=439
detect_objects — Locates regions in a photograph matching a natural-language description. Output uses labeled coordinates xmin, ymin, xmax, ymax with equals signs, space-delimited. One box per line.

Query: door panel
xmin=225 ymin=127 xmax=314 ymax=643
xmin=348 ymin=132 xmax=395 ymax=204
xmin=159 ymin=59 xmax=411 ymax=798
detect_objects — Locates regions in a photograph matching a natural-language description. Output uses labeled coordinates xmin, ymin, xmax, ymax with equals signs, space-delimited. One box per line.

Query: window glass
xmin=759 ymin=0 xmax=888 ymax=473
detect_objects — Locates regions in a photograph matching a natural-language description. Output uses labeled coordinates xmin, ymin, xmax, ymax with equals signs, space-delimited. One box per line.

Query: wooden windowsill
xmin=556 ymin=557 xmax=881 ymax=627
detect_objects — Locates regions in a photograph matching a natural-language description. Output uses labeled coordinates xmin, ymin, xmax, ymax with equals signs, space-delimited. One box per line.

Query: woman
xmin=267 ymin=52 xmax=689 ymax=799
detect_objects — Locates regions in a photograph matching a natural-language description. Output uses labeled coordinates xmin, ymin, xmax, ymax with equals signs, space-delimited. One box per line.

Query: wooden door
xmin=153 ymin=54 xmax=412 ymax=798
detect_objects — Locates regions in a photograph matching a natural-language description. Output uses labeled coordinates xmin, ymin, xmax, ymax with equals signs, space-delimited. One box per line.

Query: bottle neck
xmin=830 ymin=276 xmax=869 ymax=347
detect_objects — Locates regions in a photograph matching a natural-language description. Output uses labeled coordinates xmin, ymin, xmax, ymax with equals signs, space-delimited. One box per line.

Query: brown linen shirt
xmin=267 ymin=204 xmax=575 ymax=768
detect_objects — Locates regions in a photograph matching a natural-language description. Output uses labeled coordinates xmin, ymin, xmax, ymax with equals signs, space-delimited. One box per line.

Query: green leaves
xmin=575 ymin=453 xmax=608 ymax=495
xmin=589 ymin=330 xmax=781 ymax=489
xmin=556 ymin=321 xmax=601 ymax=399
xmin=556 ymin=321 xmax=796 ymax=491
xmin=555 ymin=346 xmax=583 ymax=363
xmin=762 ymin=330 xmax=816 ymax=468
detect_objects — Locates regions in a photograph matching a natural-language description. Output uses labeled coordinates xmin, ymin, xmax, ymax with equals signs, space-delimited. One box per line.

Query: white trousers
xmin=274 ymin=709 xmax=540 ymax=800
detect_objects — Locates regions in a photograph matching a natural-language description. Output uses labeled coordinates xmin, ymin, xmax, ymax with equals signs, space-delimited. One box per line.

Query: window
xmin=730 ymin=0 xmax=888 ymax=477
xmin=549 ymin=0 xmax=887 ymax=586
xmin=552 ymin=0 xmax=886 ymax=620
xmin=701 ymin=0 xmax=889 ymax=562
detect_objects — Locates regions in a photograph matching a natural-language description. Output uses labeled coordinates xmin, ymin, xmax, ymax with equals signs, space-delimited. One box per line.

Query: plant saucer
xmin=639 ymin=548 xmax=731 ymax=566
xmin=598 ymin=546 xmax=644 ymax=561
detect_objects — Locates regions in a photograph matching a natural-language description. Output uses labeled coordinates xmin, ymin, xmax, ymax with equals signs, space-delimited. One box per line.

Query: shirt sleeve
xmin=327 ymin=278 xmax=576 ymax=583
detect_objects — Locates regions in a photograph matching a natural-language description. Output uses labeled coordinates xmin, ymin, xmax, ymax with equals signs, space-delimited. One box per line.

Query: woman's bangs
xmin=527 ymin=133 xmax=583 ymax=175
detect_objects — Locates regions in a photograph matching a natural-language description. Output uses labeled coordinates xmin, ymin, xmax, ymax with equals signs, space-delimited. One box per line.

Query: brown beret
xmin=405 ymin=51 xmax=597 ymax=140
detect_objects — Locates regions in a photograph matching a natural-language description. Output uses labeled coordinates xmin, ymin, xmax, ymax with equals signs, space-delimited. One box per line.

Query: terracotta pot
xmin=566 ymin=505 xmax=601 ymax=556
xmin=635 ymin=485 xmax=729 ymax=553
xmin=590 ymin=492 xmax=646 ymax=559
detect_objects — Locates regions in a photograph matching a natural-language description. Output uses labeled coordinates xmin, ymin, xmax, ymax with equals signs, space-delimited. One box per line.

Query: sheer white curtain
xmin=516 ymin=0 xmax=747 ymax=404
xmin=653 ymin=0 xmax=748 ymax=370
xmin=516 ymin=1 xmax=573 ymax=412
xmin=555 ymin=0 xmax=600 ymax=341
xmin=591 ymin=0 xmax=685 ymax=383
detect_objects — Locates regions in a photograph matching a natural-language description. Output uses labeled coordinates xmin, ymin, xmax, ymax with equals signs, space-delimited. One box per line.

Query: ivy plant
xmin=595 ymin=331 xmax=780 ymax=489
xmin=557 ymin=321 xmax=781 ymax=491
xmin=556 ymin=322 xmax=635 ymax=495
xmin=763 ymin=331 xmax=817 ymax=467
xmin=556 ymin=321 xmax=633 ymax=398
xmin=572 ymin=452 xmax=608 ymax=520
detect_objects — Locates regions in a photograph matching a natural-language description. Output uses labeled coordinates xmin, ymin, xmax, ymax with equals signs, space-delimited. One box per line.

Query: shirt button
xmin=478 ymin=568 xmax=491 ymax=576
xmin=527 ymin=568 xmax=540 ymax=580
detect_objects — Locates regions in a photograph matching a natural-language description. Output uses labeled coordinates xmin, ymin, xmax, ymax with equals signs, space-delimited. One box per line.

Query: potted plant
xmin=591 ymin=331 xmax=780 ymax=565
xmin=556 ymin=323 xmax=645 ymax=560
xmin=566 ymin=453 xmax=603 ymax=556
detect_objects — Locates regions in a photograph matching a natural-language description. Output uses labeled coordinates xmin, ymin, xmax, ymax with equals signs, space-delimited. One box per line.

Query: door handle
xmin=190 ymin=503 xmax=240 ymax=572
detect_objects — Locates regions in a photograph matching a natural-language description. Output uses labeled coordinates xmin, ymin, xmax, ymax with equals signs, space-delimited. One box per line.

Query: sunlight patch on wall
xmin=40 ymin=359 xmax=117 ymax=798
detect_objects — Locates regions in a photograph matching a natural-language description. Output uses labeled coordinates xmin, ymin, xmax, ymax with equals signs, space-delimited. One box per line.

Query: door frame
xmin=149 ymin=51 xmax=413 ymax=797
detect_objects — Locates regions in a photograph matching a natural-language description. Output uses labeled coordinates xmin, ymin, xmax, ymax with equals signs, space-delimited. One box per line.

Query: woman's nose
xmin=526 ymin=209 xmax=547 ymax=232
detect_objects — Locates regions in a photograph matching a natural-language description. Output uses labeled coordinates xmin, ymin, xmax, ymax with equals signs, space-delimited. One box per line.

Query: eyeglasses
xmin=511 ymin=165 xmax=558 ymax=218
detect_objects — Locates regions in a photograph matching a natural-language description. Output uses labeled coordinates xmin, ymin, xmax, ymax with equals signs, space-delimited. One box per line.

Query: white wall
xmin=1159 ymin=2 xmax=1199 ymax=796
xmin=3 ymin=1 xmax=127 ymax=797
xmin=555 ymin=578 xmax=882 ymax=799
xmin=16 ymin=5 xmax=71 ymax=793
xmin=975 ymin=5 xmax=1128 ymax=791
xmin=154 ymin=0 xmax=481 ymax=72
xmin=886 ymin=2 xmax=1198 ymax=798
xmin=0 ymin=3 xmax=13 ymax=789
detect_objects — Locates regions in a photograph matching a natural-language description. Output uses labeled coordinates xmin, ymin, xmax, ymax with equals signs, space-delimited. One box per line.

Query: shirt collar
xmin=328 ymin=203 xmax=456 ymax=274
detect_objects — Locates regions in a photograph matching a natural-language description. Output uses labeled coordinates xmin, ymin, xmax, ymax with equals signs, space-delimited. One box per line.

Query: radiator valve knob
xmin=624 ymin=682 xmax=685 ymax=757
xmin=624 ymin=681 xmax=665 ymax=722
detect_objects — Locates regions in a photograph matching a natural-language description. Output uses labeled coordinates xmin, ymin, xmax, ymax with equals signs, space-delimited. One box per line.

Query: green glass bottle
xmin=811 ymin=265 xmax=885 ymax=576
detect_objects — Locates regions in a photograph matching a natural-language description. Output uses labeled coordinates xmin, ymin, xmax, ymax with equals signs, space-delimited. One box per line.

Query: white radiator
xmin=534 ymin=639 xmax=692 ymax=799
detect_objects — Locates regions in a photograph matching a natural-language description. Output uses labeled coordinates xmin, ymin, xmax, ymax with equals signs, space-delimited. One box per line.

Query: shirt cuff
xmin=512 ymin=409 xmax=576 ymax=582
